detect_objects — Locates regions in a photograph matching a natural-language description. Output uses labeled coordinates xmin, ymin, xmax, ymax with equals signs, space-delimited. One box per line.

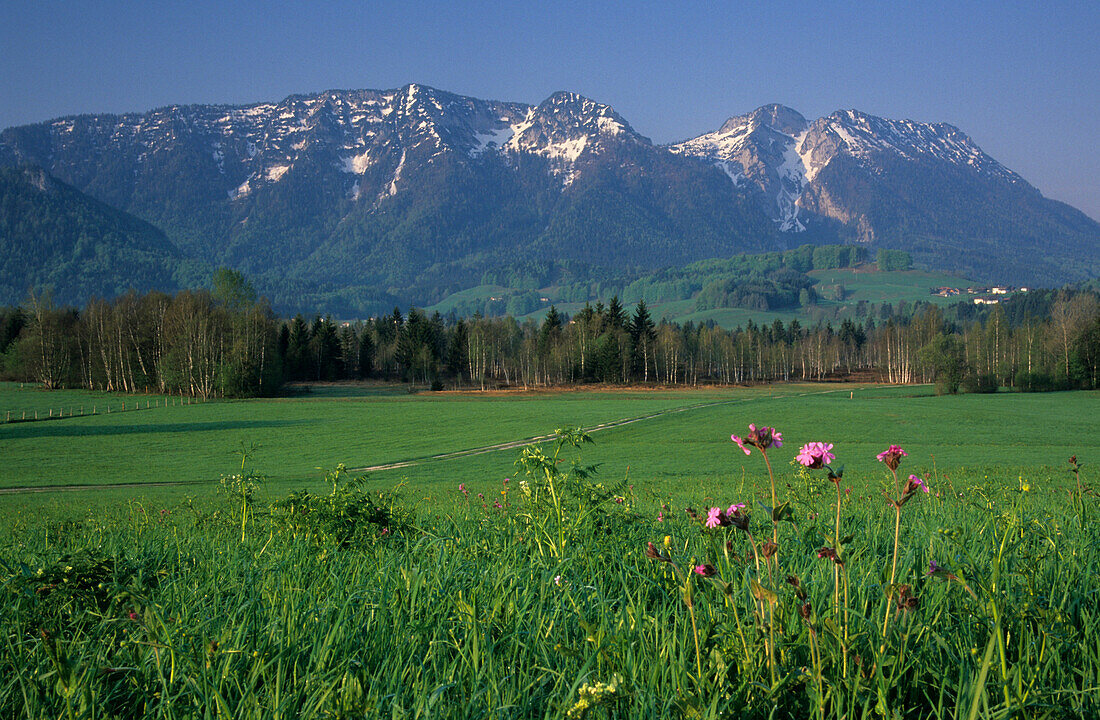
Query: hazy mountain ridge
xmin=1 ymin=84 xmax=1097 ymax=312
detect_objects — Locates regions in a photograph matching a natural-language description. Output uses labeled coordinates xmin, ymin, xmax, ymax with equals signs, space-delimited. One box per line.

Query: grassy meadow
xmin=1 ymin=382 xmax=1098 ymax=718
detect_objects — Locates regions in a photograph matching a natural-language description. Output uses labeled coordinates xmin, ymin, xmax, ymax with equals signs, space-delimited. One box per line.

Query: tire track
xmin=348 ymin=386 xmax=845 ymax=473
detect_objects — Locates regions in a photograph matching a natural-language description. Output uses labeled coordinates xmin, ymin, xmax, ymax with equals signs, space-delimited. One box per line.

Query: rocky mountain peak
xmin=502 ymin=92 xmax=647 ymax=181
xmin=718 ymin=104 xmax=807 ymax=137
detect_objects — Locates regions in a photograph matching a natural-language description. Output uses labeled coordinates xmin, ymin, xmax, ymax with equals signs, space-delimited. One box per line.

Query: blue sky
xmin=2 ymin=0 xmax=1097 ymax=219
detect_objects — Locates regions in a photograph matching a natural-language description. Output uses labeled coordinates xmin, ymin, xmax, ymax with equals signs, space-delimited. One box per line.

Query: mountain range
xmin=1 ymin=83 xmax=1097 ymax=313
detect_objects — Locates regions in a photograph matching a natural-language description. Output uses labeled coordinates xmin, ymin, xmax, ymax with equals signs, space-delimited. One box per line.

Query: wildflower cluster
xmin=704 ymin=503 xmax=746 ymax=529
xmin=566 ymin=674 xmax=624 ymax=719
xmin=645 ymin=423 xmax=938 ymax=699
xmin=796 ymin=442 xmax=835 ymax=469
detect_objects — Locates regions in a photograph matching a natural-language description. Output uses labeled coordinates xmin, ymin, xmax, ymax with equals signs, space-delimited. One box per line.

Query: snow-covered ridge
xmin=669 ymin=104 xmax=1021 ymax=232
xmin=4 ymin=89 xmax=1025 ymax=207
xmin=809 ymin=110 xmax=1019 ymax=181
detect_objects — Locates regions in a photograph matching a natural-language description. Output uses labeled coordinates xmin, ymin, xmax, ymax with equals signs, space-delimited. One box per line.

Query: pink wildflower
xmin=459 ymin=483 xmax=467 ymax=494
xmin=727 ymin=503 xmax=746 ymax=515
xmin=796 ymin=442 xmax=836 ymax=469
xmin=907 ymin=474 xmax=930 ymax=494
xmin=877 ymin=444 xmax=908 ymax=470
xmin=731 ymin=434 xmax=751 ymax=455
xmin=694 ymin=564 xmax=716 ymax=577
xmin=705 ymin=507 xmax=723 ymax=528
xmin=732 ymin=423 xmax=783 ymax=454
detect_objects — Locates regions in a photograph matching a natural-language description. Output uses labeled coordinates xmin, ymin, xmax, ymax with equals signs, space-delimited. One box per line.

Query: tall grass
xmin=1 ymin=446 xmax=1097 ymax=718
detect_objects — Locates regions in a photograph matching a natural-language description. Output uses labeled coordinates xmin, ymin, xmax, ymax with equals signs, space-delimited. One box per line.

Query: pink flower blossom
xmin=732 ymin=424 xmax=782 ymax=454
xmin=705 ymin=507 xmax=723 ymax=528
xmin=796 ymin=442 xmax=836 ymax=469
xmin=459 ymin=483 xmax=467 ymax=494
xmin=907 ymin=474 xmax=930 ymax=494
xmin=877 ymin=444 xmax=908 ymax=470
xmin=727 ymin=503 xmax=746 ymax=515
xmin=694 ymin=564 xmax=716 ymax=577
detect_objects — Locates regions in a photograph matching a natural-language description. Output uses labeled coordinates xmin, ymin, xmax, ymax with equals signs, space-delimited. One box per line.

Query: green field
xmin=3 ymin=382 xmax=1094 ymax=498
xmin=3 ymin=384 xmax=1098 ymax=717
xmin=0 ymin=382 xmax=179 ymax=421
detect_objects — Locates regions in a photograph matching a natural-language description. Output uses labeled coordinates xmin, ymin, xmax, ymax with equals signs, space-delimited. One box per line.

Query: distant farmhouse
xmin=931 ymin=285 xmax=1027 ymax=304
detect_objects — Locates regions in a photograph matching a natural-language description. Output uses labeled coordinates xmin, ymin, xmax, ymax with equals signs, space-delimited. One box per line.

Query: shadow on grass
xmin=0 ymin=419 xmax=311 ymax=440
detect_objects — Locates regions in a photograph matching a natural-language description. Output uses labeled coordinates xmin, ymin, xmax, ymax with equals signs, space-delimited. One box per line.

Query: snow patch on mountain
xmin=776 ymin=139 xmax=808 ymax=232
xmin=715 ymin=160 xmax=744 ymax=185
xmin=340 ymin=150 xmax=374 ymax=174
xmin=470 ymin=126 xmax=515 ymax=156
xmin=385 ymin=149 xmax=407 ymax=198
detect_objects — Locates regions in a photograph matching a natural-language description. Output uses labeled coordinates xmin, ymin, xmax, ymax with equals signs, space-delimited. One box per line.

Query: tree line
xmin=1 ymin=275 xmax=1098 ymax=396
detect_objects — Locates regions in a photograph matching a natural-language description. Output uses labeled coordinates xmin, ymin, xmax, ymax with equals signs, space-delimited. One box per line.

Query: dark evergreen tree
xmin=396 ymin=309 xmax=440 ymax=383
xmin=629 ymin=300 xmax=656 ymax=381
xmin=0 ymin=307 xmax=25 ymax=355
xmin=606 ymin=296 xmax=626 ymax=330
xmin=309 ymin=316 xmax=340 ymax=381
xmin=286 ymin=315 xmax=309 ymax=381
xmin=337 ymin=324 xmax=357 ymax=379
xmin=595 ymin=332 xmax=623 ymax=383
xmin=357 ymin=330 xmax=375 ymax=379
xmin=446 ymin=319 xmax=469 ymax=380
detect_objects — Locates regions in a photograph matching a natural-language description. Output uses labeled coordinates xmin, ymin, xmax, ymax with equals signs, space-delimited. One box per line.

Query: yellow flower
xmin=663 ymin=535 xmax=671 ymax=548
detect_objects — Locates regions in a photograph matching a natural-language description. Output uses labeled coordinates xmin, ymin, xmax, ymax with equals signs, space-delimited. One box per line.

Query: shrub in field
xmin=4 ymin=549 xmax=159 ymax=637
xmin=272 ymin=464 xmax=411 ymax=547
xmin=962 ymin=372 xmax=1000 ymax=393
xmin=512 ymin=426 xmax=626 ymax=557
